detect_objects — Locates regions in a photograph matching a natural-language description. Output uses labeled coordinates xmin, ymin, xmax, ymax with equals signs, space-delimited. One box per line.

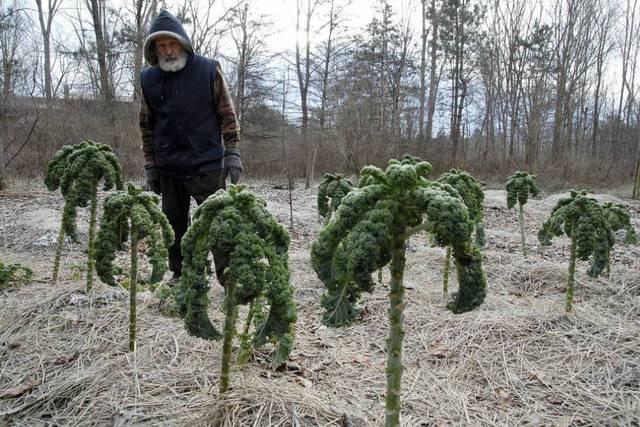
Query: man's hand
xmin=144 ymin=164 xmax=162 ymax=195
xmin=223 ymin=148 xmax=243 ymax=184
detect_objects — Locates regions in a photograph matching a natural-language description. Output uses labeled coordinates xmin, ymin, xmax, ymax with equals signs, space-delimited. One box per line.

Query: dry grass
xmin=1 ymin=181 xmax=640 ymax=425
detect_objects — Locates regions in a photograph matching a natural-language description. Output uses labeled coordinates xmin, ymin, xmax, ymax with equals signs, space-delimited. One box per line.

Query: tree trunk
xmin=418 ymin=0 xmax=428 ymax=142
xmin=35 ymin=0 xmax=58 ymax=100
xmin=296 ymin=0 xmax=315 ymax=189
xmin=319 ymin=0 xmax=336 ymax=129
xmin=633 ymin=159 xmax=640 ymax=199
xmin=551 ymin=71 xmax=567 ymax=161
xmin=88 ymin=0 xmax=113 ymax=101
xmin=425 ymin=0 xmax=440 ymax=144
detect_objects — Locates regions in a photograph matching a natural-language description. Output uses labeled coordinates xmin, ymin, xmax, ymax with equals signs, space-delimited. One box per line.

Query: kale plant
xmin=538 ymin=191 xmax=637 ymax=312
xmin=311 ymin=158 xmax=486 ymax=426
xmin=317 ymin=173 xmax=353 ymax=223
xmin=95 ymin=183 xmax=174 ymax=351
xmin=175 ymin=185 xmax=296 ymax=393
xmin=600 ymin=202 xmax=638 ymax=275
xmin=0 ymin=261 xmax=33 ymax=289
xmin=45 ymin=141 xmax=123 ymax=289
xmin=437 ymin=169 xmax=485 ymax=295
xmin=506 ymin=171 xmax=540 ymax=256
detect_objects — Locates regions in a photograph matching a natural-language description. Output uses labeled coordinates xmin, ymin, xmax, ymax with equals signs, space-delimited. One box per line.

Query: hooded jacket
xmin=140 ymin=10 xmax=223 ymax=178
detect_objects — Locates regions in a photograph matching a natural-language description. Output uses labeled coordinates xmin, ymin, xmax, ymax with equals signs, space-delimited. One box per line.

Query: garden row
xmin=2 ymin=142 xmax=636 ymax=427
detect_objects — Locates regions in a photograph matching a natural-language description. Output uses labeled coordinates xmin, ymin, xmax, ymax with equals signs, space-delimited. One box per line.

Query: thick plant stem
xmin=220 ymin=280 xmax=238 ymax=393
xmin=86 ymin=189 xmax=98 ymax=291
xmin=443 ymin=246 xmax=451 ymax=295
xmin=325 ymin=199 xmax=333 ymax=226
xmin=129 ymin=231 xmax=138 ymax=352
xmin=378 ymin=268 xmax=383 ymax=285
xmin=519 ymin=203 xmax=528 ymax=257
xmin=242 ymin=299 xmax=255 ymax=338
xmin=52 ymin=226 xmax=65 ymax=283
xmin=385 ymin=231 xmax=407 ymax=427
xmin=566 ymin=224 xmax=577 ymax=313
xmin=236 ymin=299 xmax=256 ymax=366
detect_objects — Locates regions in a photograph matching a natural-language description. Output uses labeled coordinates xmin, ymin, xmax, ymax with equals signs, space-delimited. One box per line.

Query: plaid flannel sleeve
xmin=213 ymin=64 xmax=241 ymax=152
xmin=139 ymin=91 xmax=155 ymax=165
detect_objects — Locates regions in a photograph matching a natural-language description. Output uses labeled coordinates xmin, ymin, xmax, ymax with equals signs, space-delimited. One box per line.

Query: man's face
xmin=155 ymin=36 xmax=183 ymax=60
xmin=154 ymin=36 xmax=188 ymax=72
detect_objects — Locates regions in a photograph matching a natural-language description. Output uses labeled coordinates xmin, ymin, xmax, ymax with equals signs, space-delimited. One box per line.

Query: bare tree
xmin=418 ymin=0 xmax=428 ymax=142
xmin=176 ymin=0 xmax=243 ymax=58
xmin=591 ymin=0 xmax=616 ymax=156
xmin=295 ymin=0 xmax=319 ymax=135
xmin=85 ymin=0 xmax=112 ymax=100
xmin=295 ymin=0 xmax=320 ymax=188
xmin=35 ymin=0 xmax=63 ymax=100
xmin=229 ymin=1 xmax=271 ymax=132
xmin=0 ymin=0 xmax=29 ymax=185
xmin=617 ymin=0 xmax=638 ymax=126
xmin=132 ymin=0 xmax=157 ymax=99
xmin=1 ymin=0 xmax=28 ymax=100
xmin=317 ymin=0 xmax=350 ymax=129
xmin=424 ymin=0 xmax=441 ymax=144
xmin=550 ymin=0 xmax=598 ymax=162
xmin=440 ymin=0 xmax=483 ymax=165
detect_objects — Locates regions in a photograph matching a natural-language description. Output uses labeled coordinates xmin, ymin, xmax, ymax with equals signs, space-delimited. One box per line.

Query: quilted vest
xmin=141 ymin=54 xmax=223 ymax=178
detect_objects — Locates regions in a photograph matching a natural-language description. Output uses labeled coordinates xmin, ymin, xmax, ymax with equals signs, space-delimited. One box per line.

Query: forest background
xmin=2 ymin=0 xmax=640 ymax=195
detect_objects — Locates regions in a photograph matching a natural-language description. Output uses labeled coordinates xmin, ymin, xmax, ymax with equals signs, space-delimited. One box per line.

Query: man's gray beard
xmin=158 ymin=52 xmax=188 ymax=72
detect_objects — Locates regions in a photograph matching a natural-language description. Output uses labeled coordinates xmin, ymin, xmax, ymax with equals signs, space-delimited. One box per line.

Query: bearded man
xmin=140 ymin=10 xmax=242 ymax=284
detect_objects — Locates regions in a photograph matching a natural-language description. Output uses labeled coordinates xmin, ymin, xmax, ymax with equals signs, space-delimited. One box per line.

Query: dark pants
xmin=160 ymin=170 xmax=227 ymax=282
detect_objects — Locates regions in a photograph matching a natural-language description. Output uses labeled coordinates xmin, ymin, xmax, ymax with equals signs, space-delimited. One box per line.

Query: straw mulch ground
xmin=1 ymin=180 xmax=639 ymax=426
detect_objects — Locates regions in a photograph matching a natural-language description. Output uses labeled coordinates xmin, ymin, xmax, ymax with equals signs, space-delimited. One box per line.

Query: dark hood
xmin=143 ymin=10 xmax=194 ymax=66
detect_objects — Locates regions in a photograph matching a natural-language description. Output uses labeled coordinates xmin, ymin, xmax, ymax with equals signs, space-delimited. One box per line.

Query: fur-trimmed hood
xmin=143 ymin=10 xmax=194 ymax=66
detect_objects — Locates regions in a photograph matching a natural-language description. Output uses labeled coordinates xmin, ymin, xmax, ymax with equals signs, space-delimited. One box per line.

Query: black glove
xmin=223 ymin=148 xmax=243 ymax=184
xmin=144 ymin=164 xmax=161 ymax=195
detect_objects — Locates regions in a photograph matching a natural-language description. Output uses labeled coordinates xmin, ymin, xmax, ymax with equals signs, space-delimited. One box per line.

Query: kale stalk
xmin=311 ymin=158 xmax=487 ymax=426
xmin=95 ymin=183 xmax=174 ymax=351
xmin=506 ymin=171 xmax=540 ymax=257
xmin=45 ymin=141 xmax=123 ymax=289
xmin=175 ymin=185 xmax=297 ymax=393
xmin=538 ymin=190 xmax=637 ymax=312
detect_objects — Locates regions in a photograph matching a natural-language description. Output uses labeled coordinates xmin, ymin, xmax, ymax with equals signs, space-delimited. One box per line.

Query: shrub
xmin=95 ymin=183 xmax=174 ymax=351
xmin=45 ymin=141 xmax=123 ymax=289
xmin=311 ymin=158 xmax=486 ymax=426
xmin=506 ymin=171 xmax=540 ymax=256
xmin=175 ymin=185 xmax=296 ymax=393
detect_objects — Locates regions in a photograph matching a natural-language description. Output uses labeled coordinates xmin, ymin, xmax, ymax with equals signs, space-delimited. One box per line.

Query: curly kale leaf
xmin=175 ymin=185 xmax=297 ymax=363
xmin=312 ymin=159 xmax=486 ymax=327
xmin=95 ymin=184 xmax=174 ymax=287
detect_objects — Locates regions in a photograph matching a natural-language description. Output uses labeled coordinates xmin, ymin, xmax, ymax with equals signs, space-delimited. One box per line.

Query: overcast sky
xmin=247 ymin=0 xmax=416 ymax=53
